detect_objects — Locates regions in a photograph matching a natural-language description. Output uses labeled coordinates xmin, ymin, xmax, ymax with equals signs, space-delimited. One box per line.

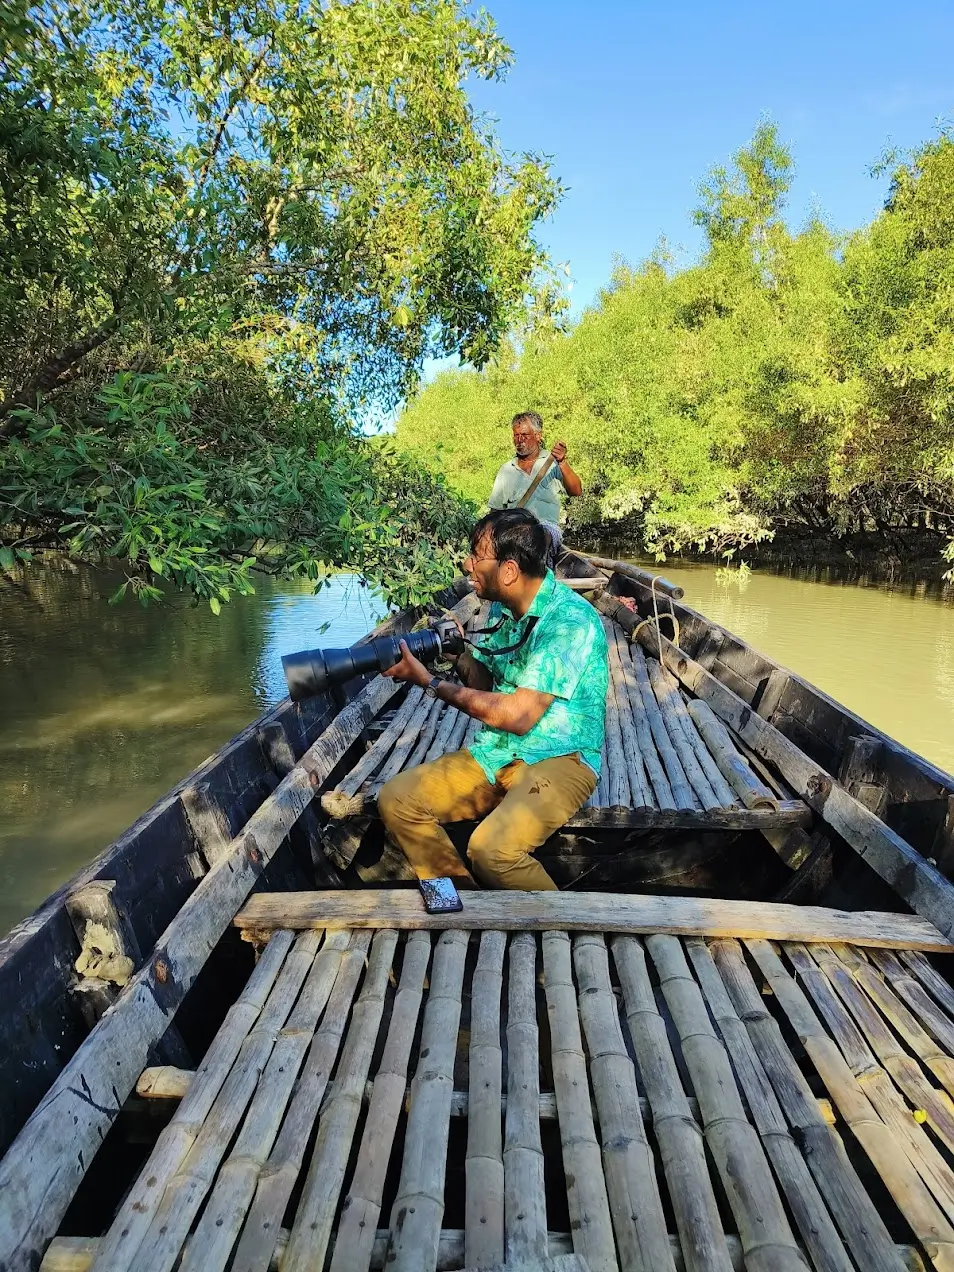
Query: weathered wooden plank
xmin=566 ymin=800 xmax=809 ymax=830
xmin=580 ymin=554 xmax=684 ymax=599
xmin=609 ymin=625 xmax=667 ymax=807
xmin=234 ymin=890 xmax=953 ymax=950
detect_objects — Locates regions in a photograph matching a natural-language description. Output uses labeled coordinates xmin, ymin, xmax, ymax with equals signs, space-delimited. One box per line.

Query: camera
xmin=282 ymin=617 xmax=464 ymax=702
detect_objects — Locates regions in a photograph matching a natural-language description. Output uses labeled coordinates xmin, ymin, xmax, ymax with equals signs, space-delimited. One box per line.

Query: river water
xmin=1 ymin=556 xmax=953 ymax=936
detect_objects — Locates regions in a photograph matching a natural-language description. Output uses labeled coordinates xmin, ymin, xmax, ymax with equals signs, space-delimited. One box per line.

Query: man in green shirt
xmin=377 ymin=509 xmax=608 ymax=890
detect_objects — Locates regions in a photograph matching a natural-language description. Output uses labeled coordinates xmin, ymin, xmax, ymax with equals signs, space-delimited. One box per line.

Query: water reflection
xmin=0 ymin=563 xmax=385 ymax=935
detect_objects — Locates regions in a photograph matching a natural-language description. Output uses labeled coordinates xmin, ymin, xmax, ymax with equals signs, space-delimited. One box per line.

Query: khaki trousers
xmin=377 ymin=748 xmax=597 ymax=891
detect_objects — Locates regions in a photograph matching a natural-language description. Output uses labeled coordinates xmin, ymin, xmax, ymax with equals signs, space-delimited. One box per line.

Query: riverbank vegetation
xmin=0 ymin=0 xmax=560 ymax=608
xmin=397 ymin=124 xmax=954 ymax=573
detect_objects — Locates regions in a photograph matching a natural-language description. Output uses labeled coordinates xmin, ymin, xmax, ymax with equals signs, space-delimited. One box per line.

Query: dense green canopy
xmin=0 ymin=0 xmax=560 ymax=607
xmin=397 ymin=124 xmax=954 ymax=569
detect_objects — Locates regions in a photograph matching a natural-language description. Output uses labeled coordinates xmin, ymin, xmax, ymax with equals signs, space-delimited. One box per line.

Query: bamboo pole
xmin=610 ymin=627 xmax=675 ymax=808
xmin=466 ymin=931 xmax=506 ymax=1270
xmin=88 ymin=931 xmax=295 ymax=1272
xmin=177 ymin=930 xmax=356 ymax=1272
xmin=576 ymin=554 xmax=684 ymax=599
xmin=867 ymin=948 xmax=954 ymax=1069
xmin=624 ymin=609 xmax=954 ymax=944
xmin=605 ymin=621 xmax=652 ymax=806
xmin=230 ymin=932 xmax=373 ymax=1272
xmin=505 ymin=932 xmax=547 ymax=1264
xmin=783 ymin=941 xmax=954 ymax=1226
xmin=684 ymin=939 xmax=854 ymax=1272
xmin=573 ymin=935 xmax=675 ymax=1272
xmin=823 ymin=944 xmax=954 ymax=1098
xmin=686 ymin=702 xmax=778 ymax=808
xmin=541 ymin=932 xmax=618 ymax=1272
xmin=599 ymin=620 xmax=634 ymax=807
xmin=129 ymin=931 xmax=325 ymax=1272
xmin=387 ymin=930 xmax=470 ymax=1272
xmin=710 ymin=939 xmax=909 ymax=1272
xmin=646 ymin=661 xmax=721 ymax=810
xmin=40 ymin=1230 xmax=933 ymax=1272
xmin=902 ymin=951 xmax=954 ymax=1020
xmin=366 ymin=696 xmax=442 ymax=798
xmin=746 ymin=938 xmax=954 ymax=1268
xmin=611 ymin=936 xmax=733 ymax=1272
xmin=330 ymin=931 xmax=432 ymax=1272
xmin=685 ymin=699 xmax=776 ymax=809
xmin=423 ymin=701 xmax=468 ymax=765
xmin=646 ymin=934 xmax=806 ymax=1272
xmin=629 ymin=644 xmax=696 ymax=808
xmin=282 ymin=930 xmax=397 ymax=1272
xmin=802 ymin=943 xmax=954 ymax=1158
xmin=322 ymin=687 xmax=425 ymax=816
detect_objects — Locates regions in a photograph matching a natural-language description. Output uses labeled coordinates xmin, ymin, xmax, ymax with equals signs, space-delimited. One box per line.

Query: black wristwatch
xmin=424 ymin=676 xmax=443 ymax=700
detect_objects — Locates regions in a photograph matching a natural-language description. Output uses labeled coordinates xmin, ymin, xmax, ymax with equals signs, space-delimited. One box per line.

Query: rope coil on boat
xmin=631 ymin=575 xmax=681 ymax=655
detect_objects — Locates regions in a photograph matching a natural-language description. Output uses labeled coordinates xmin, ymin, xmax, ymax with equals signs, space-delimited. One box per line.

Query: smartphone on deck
xmin=419 ymin=876 xmax=464 ymax=915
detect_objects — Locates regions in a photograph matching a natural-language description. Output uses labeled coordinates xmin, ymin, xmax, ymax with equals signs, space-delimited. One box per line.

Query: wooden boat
xmin=4 ymin=550 xmax=954 ymax=1271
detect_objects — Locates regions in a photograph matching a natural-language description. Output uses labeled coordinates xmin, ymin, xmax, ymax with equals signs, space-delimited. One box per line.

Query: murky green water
xmin=1 ymin=555 xmax=953 ymax=936
xmin=0 ymin=563 xmax=385 ymax=936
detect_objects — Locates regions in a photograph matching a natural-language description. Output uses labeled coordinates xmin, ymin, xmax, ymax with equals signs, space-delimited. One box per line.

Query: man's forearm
xmin=434 ymin=679 xmax=540 ymax=736
xmin=559 ymin=460 xmax=583 ymax=497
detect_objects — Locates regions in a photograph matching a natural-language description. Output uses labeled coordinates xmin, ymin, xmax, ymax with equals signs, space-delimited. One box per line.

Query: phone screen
xmin=419 ymin=876 xmax=464 ymax=914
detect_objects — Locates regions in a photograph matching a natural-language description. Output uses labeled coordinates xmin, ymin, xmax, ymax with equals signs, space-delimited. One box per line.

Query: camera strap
xmin=466 ymin=614 xmax=540 ymax=657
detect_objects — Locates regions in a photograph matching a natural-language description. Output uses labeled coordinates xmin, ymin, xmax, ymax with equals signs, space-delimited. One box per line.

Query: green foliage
xmin=0 ymin=0 xmax=558 ymax=604
xmin=1 ymin=361 xmax=476 ymax=609
xmin=397 ymin=123 xmax=954 ymax=567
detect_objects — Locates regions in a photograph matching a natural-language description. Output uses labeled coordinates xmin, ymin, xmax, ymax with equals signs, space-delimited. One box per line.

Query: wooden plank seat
xmin=319 ymin=613 xmax=811 ymax=840
xmin=42 ymin=893 xmax=954 ymax=1271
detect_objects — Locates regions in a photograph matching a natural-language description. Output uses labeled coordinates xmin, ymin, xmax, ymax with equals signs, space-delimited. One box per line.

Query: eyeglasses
xmin=464 ymin=551 xmax=498 ymax=568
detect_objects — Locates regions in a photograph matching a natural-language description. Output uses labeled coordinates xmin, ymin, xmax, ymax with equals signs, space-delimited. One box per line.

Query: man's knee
xmin=467 ymin=823 xmax=509 ymax=883
xmin=377 ymin=769 xmax=420 ymax=830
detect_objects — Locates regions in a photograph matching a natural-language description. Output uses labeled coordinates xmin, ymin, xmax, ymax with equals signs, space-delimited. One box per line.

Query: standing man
xmin=377 ymin=509 xmax=607 ymax=891
xmin=488 ymin=412 xmax=582 ymax=559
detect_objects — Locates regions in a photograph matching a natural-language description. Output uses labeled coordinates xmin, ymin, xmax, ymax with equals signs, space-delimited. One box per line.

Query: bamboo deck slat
xmin=35 ymin=913 xmax=954 ymax=1272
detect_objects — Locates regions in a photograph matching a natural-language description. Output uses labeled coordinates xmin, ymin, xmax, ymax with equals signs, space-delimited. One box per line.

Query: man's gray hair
xmin=512 ymin=410 xmax=543 ymax=435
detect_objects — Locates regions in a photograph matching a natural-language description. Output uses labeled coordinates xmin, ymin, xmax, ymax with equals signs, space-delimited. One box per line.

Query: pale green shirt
xmin=487 ymin=453 xmax=566 ymax=524
xmin=467 ymin=570 xmax=608 ymax=781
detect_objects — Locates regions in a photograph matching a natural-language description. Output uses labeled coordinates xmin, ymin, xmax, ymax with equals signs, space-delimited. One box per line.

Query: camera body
xmin=282 ymin=615 xmax=465 ymax=702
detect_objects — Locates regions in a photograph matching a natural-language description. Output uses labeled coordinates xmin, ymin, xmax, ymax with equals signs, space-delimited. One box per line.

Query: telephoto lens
xmin=282 ymin=627 xmax=447 ymax=701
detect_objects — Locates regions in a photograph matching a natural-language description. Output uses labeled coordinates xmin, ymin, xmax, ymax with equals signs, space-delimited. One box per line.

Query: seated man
xmin=377 ymin=509 xmax=608 ymax=890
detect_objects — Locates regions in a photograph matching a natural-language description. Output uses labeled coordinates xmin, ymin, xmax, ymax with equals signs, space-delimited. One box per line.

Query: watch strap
xmin=425 ymin=676 xmax=443 ymax=699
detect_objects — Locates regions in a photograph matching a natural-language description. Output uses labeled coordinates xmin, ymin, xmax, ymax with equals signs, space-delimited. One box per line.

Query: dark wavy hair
xmin=470 ymin=508 xmax=548 ymax=579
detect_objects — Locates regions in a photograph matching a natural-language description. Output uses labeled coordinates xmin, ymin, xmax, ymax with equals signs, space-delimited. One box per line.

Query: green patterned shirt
xmin=467 ymin=570 xmax=608 ymax=781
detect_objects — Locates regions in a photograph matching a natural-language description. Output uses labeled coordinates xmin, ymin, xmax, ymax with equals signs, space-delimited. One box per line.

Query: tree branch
xmin=0 ymin=315 xmax=122 ymax=438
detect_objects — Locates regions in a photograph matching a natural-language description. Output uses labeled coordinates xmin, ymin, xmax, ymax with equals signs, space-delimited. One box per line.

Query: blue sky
xmin=466 ymin=0 xmax=954 ymax=317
